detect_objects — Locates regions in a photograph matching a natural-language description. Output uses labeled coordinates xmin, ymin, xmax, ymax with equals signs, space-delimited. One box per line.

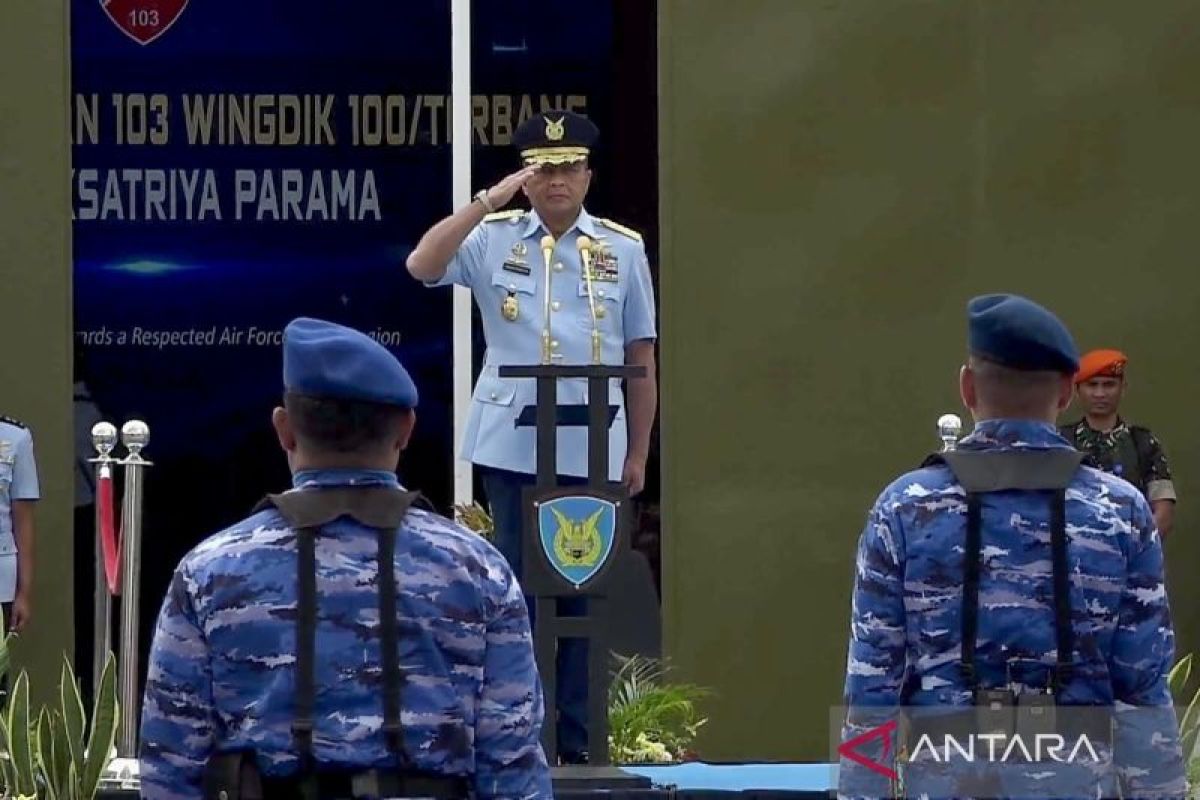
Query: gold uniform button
xmin=551 ymin=340 xmax=560 ymax=350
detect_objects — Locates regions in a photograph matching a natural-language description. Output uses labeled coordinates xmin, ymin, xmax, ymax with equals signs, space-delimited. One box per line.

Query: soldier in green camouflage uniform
xmin=1058 ymin=349 xmax=1177 ymax=537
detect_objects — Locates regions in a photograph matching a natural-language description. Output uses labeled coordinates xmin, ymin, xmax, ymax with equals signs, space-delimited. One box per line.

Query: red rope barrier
xmin=98 ymin=469 xmax=121 ymax=594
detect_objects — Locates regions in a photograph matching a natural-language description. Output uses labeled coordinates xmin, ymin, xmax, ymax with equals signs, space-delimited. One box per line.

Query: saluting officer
xmin=406 ymin=110 xmax=658 ymax=762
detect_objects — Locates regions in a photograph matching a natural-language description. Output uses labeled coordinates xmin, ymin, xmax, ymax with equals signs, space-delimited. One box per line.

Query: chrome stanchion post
xmin=937 ymin=414 xmax=963 ymax=453
xmin=89 ymin=421 xmax=118 ymax=707
xmin=116 ymin=420 xmax=150 ymax=759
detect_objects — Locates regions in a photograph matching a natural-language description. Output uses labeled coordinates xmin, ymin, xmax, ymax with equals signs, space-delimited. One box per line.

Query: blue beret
xmin=282 ymin=317 xmax=418 ymax=408
xmin=967 ymin=294 xmax=1080 ymax=374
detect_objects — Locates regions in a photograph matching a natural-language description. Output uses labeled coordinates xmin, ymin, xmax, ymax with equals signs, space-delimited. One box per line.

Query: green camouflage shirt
xmin=1059 ymin=418 xmax=1177 ymax=503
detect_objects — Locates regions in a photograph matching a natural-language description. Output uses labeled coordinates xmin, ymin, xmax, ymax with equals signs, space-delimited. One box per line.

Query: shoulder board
xmin=0 ymin=412 xmax=26 ymax=431
xmin=596 ymin=217 xmax=643 ymax=242
xmin=483 ymin=209 xmax=525 ymax=223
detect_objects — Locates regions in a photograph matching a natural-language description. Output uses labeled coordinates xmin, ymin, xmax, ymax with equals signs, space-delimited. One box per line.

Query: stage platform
xmin=621 ymin=762 xmax=834 ymax=796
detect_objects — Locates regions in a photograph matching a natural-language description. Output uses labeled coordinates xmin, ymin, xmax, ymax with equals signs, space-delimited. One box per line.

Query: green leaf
xmin=61 ymin=655 xmax=87 ymax=771
xmin=1169 ymin=654 xmax=1194 ymax=700
xmin=36 ymin=706 xmax=59 ymax=799
xmin=7 ymin=671 xmax=37 ymax=796
xmin=0 ymin=611 xmax=10 ymax=692
xmin=69 ymin=759 xmax=82 ymax=800
xmin=1187 ymin=756 xmax=1200 ymax=789
xmin=0 ymin=715 xmax=21 ymax=791
xmin=1178 ymin=682 xmax=1200 ymax=766
xmin=51 ymin=710 xmax=73 ymax=800
xmin=81 ymin=652 xmax=119 ymax=800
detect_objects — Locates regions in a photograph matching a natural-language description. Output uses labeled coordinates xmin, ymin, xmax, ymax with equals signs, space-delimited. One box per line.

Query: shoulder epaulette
xmin=0 ymin=415 xmax=26 ymax=429
xmin=483 ymin=209 xmax=525 ymax=224
xmin=596 ymin=217 xmax=643 ymax=242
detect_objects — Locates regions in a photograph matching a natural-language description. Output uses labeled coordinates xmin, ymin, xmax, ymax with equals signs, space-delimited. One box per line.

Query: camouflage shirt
xmin=839 ymin=420 xmax=1184 ymax=799
xmin=139 ymin=468 xmax=552 ymax=800
xmin=1060 ymin=417 xmax=1177 ymax=503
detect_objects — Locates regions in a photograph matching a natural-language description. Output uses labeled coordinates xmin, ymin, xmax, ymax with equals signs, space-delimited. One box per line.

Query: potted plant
xmin=607 ymin=653 xmax=710 ymax=764
xmin=0 ymin=614 xmax=119 ymax=800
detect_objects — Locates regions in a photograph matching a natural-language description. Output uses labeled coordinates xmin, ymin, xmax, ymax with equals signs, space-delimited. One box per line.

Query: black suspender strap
xmin=936 ymin=449 xmax=1084 ymax=693
xmin=293 ymin=525 xmax=319 ymax=800
xmin=960 ymin=494 xmax=983 ymax=688
xmin=376 ymin=522 xmax=407 ymax=766
xmin=254 ymin=486 xmax=434 ymax=790
xmin=1049 ymin=489 xmax=1073 ymax=690
xmin=959 ymin=490 xmax=1074 ymax=691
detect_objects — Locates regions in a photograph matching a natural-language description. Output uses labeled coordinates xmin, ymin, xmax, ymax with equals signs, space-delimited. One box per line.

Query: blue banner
xmin=69 ymin=1 xmax=620 ymax=681
xmin=72 ymin=0 xmax=614 ymax=526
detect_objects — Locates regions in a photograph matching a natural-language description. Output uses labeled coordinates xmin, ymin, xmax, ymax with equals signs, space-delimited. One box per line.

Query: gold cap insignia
xmin=545 ymin=115 xmax=565 ymax=142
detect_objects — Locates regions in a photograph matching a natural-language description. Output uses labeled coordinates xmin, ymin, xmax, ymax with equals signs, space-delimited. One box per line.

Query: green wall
xmin=660 ymin=0 xmax=1200 ymax=760
xmin=0 ymin=1 xmax=75 ymax=705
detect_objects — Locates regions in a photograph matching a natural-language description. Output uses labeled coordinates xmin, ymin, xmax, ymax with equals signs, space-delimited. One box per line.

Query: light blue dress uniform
xmin=0 ymin=417 xmax=38 ymax=603
xmin=429 ymin=206 xmax=657 ymax=481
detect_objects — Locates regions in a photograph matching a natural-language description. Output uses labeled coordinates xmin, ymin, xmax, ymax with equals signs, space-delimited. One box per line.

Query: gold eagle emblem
xmin=551 ymin=506 xmax=604 ymax=567
xmin=544 ymin=115 xmax=566 ymax=142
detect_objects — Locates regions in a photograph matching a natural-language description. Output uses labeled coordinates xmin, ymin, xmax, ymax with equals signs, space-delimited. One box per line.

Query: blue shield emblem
xmin=537 ymin=495 xmax=617 ymax=588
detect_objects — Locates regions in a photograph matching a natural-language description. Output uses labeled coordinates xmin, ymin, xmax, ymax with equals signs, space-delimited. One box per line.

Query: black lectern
xmin=499 ymin=362 xmax=651 ymax=789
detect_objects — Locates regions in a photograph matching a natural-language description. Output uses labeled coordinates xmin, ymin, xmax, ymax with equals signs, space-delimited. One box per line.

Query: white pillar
xmin=450 ymin=0 xmax=473 ymax=507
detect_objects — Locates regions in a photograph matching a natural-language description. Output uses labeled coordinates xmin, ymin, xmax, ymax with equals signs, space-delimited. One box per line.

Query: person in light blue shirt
xmin=0 ymin=414 xmax=39 ymax=634
xmin=407 ymin=110 xmax=658 ymax=762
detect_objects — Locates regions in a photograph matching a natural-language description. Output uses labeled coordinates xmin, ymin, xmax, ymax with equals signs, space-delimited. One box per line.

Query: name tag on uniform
xmin=502 ymin=260 xmax=531 ymax=276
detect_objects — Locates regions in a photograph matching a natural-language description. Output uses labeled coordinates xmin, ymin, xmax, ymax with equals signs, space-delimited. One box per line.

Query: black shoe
xmin=558 ymin=750 xmax=589 ymax=765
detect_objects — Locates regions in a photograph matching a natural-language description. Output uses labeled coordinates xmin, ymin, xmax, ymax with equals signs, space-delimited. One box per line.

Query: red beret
xmin=1074 ymin=349 xmax=1127 ymax=384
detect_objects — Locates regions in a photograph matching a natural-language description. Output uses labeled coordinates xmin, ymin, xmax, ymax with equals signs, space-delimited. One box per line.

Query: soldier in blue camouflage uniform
xmin=140 ymin=317 xmax=552 ymax=800
xmin=838 ymin=295 xmax=1185 ymax=800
